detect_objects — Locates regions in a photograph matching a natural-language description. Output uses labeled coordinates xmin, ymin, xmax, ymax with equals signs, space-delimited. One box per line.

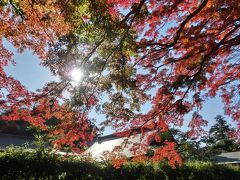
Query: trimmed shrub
xmin=0 ymin=147 xmax=239 ymax=180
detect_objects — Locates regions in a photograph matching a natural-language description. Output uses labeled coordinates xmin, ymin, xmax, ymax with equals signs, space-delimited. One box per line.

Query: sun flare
xmin=70 ymin=68 xmax=83 ymax=83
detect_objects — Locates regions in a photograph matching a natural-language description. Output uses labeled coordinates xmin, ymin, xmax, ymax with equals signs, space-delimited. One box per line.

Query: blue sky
xmin=4 ymin=41 xmax=235 ymax=135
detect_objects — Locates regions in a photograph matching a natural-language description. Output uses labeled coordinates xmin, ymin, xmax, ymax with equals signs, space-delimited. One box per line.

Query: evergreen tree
xmin=173 ymin=130 xmax=210 ymax=161
xmin=207 ymin=115 xmax=239 ymax=154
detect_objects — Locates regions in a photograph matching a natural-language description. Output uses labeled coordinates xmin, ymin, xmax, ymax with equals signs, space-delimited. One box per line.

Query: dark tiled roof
xmin=0 ymin=133 xmax=34 ymax=150
xmin=213 ymin=151 xmax=240 ymax=164
xmin=0 ymin=120 xmax=33 ymax=136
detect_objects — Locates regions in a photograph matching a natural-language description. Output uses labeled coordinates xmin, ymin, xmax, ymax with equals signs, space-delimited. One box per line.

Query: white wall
xmin=86 ymin=131 xmax=154 ymax=160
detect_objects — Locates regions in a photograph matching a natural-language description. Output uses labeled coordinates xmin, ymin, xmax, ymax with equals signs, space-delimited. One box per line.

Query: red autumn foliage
xmin=0 ymin=0 xmax=239 ymax=168
xmin=0 ymin=0 xmax=95 ymax=152
xmin=151 ymin=141 xmax=182 ymax=169
xmin=100 ymin=0 xmax=239 ymax=139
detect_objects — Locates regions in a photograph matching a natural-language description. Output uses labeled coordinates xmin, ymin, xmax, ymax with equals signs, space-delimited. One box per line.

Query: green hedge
xmin=0 ymin=147 xmax=239 ymax=180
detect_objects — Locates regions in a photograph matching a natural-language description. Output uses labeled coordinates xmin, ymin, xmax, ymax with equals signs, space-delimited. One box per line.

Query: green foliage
xmin=0 ymin=147 xmax=239 ymax=180
xmin=171 ymin=115 xmax=240 ymax=161
xmin=163 ymin=161 xmax=240 ymax=180
xmin=206 ymin=115 xmax=240 ymax=154
xmin=33 ymin=133 xmax=50 ymax=155
xmin=0 ymin=0 xmax=7 ymax=6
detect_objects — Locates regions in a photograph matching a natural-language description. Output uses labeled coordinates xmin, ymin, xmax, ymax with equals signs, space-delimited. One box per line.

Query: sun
xmin=70 ymin=68 xmax=83 ymax=83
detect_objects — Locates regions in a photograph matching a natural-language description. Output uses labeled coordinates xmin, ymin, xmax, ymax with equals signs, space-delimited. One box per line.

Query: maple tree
xmin=0 ymin=0 xmax=68 ymax=128
xmin=0 ymin=0 xmax=97 ymax=152
xmin=0 ymin=0 xmax=239 ymax=168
